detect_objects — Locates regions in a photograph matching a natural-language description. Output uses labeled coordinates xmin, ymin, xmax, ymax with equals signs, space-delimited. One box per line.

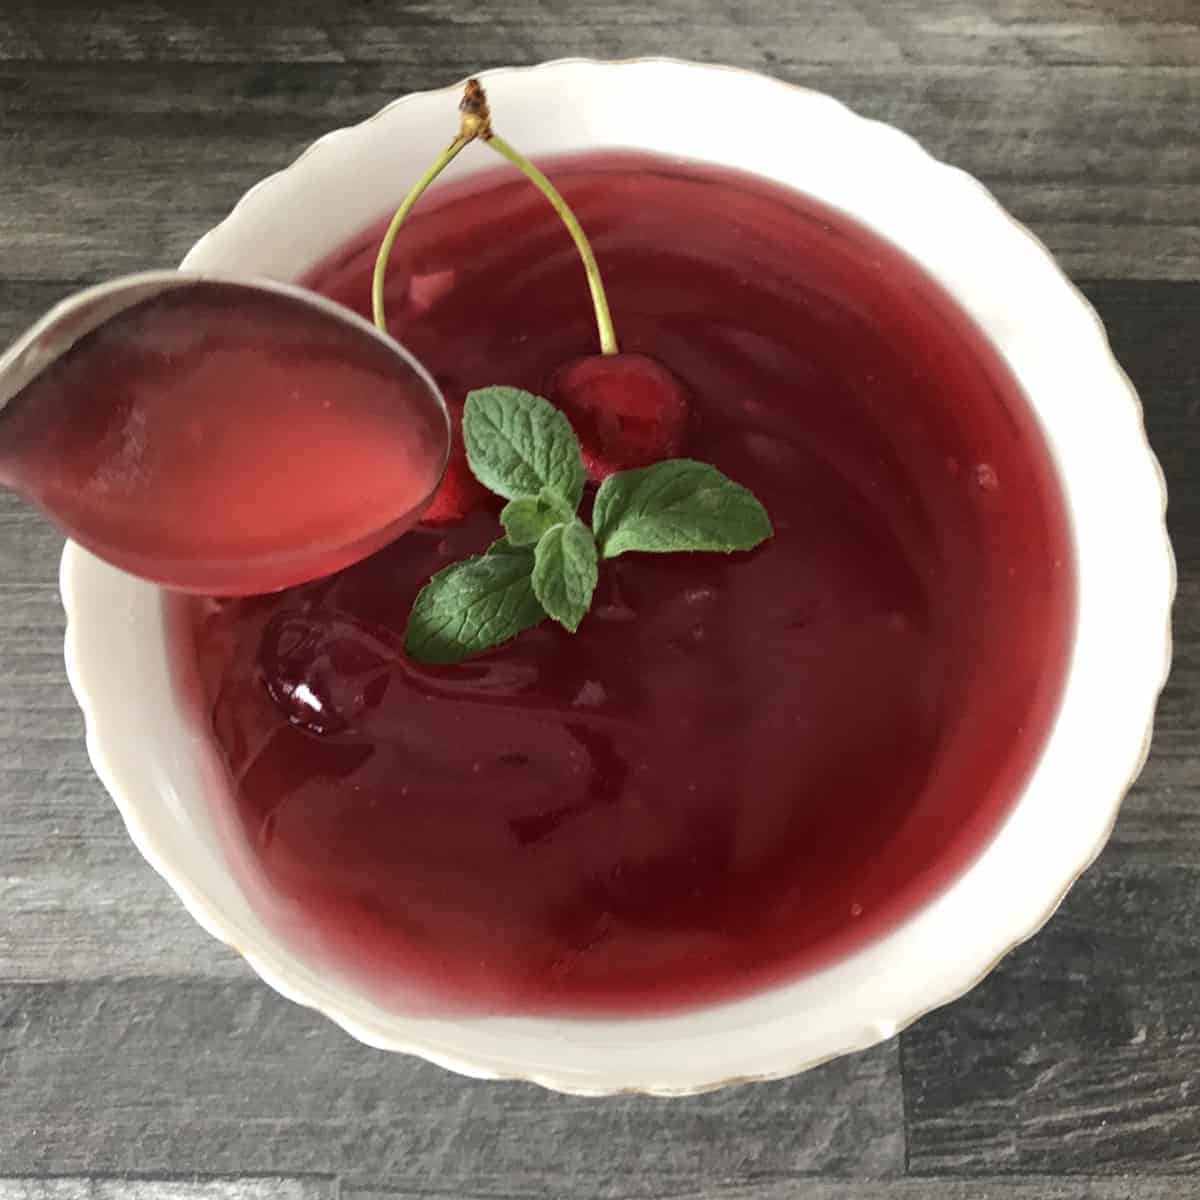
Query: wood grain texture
xmin=0 ymin=0 xmax=1196 ymax=66
xmin=0 ymin=1183 xmax=335 ymax=1200
xmin=0 ymin=65 xmax=1197 ymax=281
xmin=346 ymin=1184 xmax=1196 ymax=1200
xmin=902 ymin=862 xmax=1200 ymax=1174
xmin=0 ymin=978 xmax=903 ymax=1188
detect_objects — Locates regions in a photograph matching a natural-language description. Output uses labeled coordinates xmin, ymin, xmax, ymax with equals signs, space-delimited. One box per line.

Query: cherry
xmin=420 ymin=394 xmax=491 ymax=524
xmin=258 ymin=610 xmax=399 ymax=735
xmin=550 ymin=353 xmax=689 ymax=482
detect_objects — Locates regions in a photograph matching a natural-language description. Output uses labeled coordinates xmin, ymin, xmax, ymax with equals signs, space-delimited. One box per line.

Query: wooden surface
xmin=1 ymin=2 xmax=1197 ymax=1196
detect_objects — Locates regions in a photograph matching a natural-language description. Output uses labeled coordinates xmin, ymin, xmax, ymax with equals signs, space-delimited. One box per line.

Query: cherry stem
xmin=371 ymin=79 xmax=619 ymax=356
xmin=484 ymin=134 xmax=618 ymax=356
xmin=371 ymin=134 xmax=470 ymax=330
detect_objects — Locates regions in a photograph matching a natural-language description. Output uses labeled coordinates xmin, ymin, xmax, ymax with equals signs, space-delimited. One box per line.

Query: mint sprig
xmin=405 ymin=385 xmax=772 ymax=665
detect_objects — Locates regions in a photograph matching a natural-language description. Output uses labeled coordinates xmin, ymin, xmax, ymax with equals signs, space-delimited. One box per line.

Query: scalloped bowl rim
xmin=60 ymin=58 xmax=1174 ymax=1095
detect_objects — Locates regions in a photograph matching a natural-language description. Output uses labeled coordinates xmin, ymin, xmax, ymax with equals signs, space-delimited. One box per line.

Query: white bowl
xmin=60 ymin=58 xmax=1173 ymax=1095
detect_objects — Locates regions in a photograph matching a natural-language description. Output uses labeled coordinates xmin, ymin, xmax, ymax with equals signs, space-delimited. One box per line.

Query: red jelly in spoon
xmin=0 ymin=281 xmax=449 ymax=593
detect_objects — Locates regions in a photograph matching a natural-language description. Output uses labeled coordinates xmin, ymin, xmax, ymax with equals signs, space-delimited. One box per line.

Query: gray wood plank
xmin=1116 ymin=584 xmax=1200 ymax=865
xmin=0 ymin=0 xmax=1196 ymax=67
xmin=901 ymin=861 xmax=1200 ymax=1174
xmin=0 ymin=1 xmax=900 ymax=67
xmin=868 ymin=0 xmax=1200 ymax=67
xmin=0 ymin=502 xmax=63 ymax=592
xmin=347 ymin=1182 xmax=1196 ymax=1200
xmin=0 ymin=751 xmax=246 ymax=984
xmin=0 ymin=493 xmax=246 ymax=983
xmin=1080 ymin=281 xmax=1199 ymax=562
xmin=0 ymin=61 xmax=1196 ymax=283
xmin=0 ymin=1182 xmax=334 ymax=1200
xmin=0 ymin=978 xmax=903 ymax=1189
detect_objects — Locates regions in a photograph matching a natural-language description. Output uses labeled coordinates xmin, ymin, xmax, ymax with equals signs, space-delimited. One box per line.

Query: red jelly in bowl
xmin=0 ymin=283 xmax=448 ymax=594
xmin=174 ymin=152 xmax=1074 ymax=1016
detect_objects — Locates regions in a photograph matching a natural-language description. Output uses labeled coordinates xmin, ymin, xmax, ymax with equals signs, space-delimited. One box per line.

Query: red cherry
xmin=421 ymin=395 xmax=491 ymax=524
xmin=259 ymin=611 xmax=399 ymax=735
xmin=549 ymin=353 xmax=688 ymax=481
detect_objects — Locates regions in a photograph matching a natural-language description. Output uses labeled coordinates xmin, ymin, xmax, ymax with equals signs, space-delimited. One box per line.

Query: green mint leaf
xmin=485 ymin=535 xmax=527 ymax=557
xmin=501 ymin=488 xmax=575 ymax=547
xmin=405 ymin=541 xmax=545 ymax=665
xmin=541 ymin=486 xmax=577 ymax=522
xmin=531 ymin=519 xmax=598 ymax=632
xmin=593 ymin=459 xmax=773 ymax=560
xmin=463 ymin=386 xmax=585 ymax=507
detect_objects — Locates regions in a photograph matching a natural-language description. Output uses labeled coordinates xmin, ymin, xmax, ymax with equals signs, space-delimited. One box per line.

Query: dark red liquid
xmin=178 ymin=152 xmax=1075 ymax=1015
xmin=0 ymin=284 xmax=447 ymax=593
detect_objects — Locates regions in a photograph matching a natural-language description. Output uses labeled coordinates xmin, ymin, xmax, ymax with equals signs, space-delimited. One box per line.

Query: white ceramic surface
xmin=60 ymin=59 xmax=1173 ymax=1095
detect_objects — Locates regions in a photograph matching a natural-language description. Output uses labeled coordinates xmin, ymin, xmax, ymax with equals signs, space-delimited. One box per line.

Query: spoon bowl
xmin=0 ymin=271 xmax=450 ymax=594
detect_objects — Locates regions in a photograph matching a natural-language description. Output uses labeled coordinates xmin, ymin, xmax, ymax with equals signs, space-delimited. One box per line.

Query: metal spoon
xmin=0 ymin=271 xmax=450 ymax=595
